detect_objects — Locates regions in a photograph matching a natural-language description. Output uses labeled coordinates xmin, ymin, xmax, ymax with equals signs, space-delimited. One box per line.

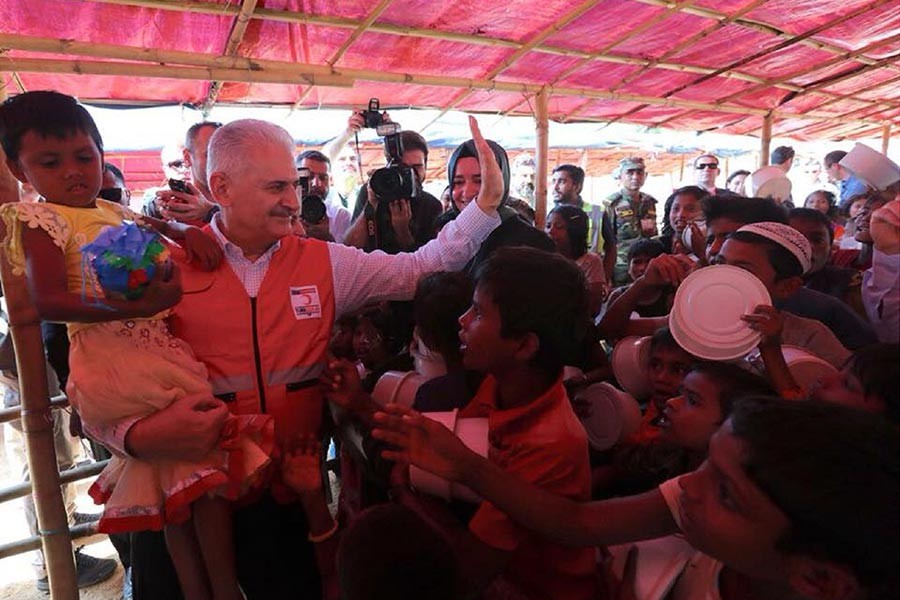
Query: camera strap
xmin=363 ymin=202 xmax=378 ymax=248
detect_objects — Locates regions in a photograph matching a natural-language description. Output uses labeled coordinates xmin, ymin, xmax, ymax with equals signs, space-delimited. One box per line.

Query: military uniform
xmin=604 ymin=190 xmax=658 ymax=285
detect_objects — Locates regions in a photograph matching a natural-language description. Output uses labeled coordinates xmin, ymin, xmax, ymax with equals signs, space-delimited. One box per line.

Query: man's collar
xmin=209 ymin=213 xmax=282 ymax=261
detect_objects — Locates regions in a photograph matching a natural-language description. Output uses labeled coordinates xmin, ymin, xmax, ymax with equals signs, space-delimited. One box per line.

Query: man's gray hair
xmin=207 ymin=119 xmax=295 ymax=180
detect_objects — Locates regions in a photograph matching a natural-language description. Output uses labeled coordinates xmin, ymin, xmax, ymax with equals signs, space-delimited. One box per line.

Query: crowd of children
xmin=0 ymin=89 xmax=897 ymax=600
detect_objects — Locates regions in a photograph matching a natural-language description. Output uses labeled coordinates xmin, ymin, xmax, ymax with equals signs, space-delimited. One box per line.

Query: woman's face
xmin=545 ymin=212 xmax=572 ymax=256
xmin=727 ymin=173 xmax=747 ymax=195
xmin=451 ymin=157 xmax=481 ymax=212
xmin=670 ymin=193 xmax=703 ymax=233
xmin=804 ymin=192 xmax=830 ymax=214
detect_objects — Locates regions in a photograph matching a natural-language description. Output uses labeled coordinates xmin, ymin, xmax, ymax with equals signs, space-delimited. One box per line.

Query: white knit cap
xmin=736 ymin=222 xmax=812 ymax=274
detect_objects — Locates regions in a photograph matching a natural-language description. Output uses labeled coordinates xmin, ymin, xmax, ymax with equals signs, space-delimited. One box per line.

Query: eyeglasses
xmin=98 ymin=188 xmax=124 ymax=203
xmin=166 ymin=160 xmax=185 ymax=169
xmin=695 ymin=163 xmax=719 ymax=170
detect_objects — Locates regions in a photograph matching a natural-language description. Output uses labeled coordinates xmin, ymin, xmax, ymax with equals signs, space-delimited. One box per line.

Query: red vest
xmin=170 ymin=235 xmax=335 ymax=447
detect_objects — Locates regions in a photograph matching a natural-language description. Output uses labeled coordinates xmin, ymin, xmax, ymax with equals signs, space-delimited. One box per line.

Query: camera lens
xmin=301 ymin=195 xmax=327 ymax=224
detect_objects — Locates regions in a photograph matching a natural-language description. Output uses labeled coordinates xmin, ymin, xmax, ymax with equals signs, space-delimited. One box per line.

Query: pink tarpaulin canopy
xmin=1 ymin=0 xmax=899 ymax=141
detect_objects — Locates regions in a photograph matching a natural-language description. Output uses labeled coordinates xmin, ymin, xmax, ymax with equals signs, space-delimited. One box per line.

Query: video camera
xmin=359 ymin=98 xmax=384 ymax=129
xmin=296 ymin=167 xmax=327 ymax=224
xmin=368 ymin=122 xmax=421 ymax=205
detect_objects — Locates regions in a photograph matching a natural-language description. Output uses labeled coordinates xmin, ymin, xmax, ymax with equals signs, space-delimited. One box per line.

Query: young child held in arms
xmin=0 ymin=91 xmax=272 ymax=600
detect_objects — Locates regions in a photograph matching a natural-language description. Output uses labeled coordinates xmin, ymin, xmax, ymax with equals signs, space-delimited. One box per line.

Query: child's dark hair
xmin=729 ymin=397 xmax=899 ymax=598
xmin=474 ymin=247 xmax=589 ymax=376
xmin=337 ymin=504 xmax=459 ymax=600
xmin=0 ymin=91 xmax=103 ymax=161
xmin=627 ymin=238 xmax=666 ymax=263
xmin=845 ymin=343 xmax=899 ymax=425
xmin=357 ymin=304 xmax=406 ymax=355
xmin=661 ymin=185 xmax=708 ymax=238
xmin=727 ymin=231 xmax=803 ymax=280
xmin=648 ymin=326 xmax=683 ymax=356
xmin=547 ymin=204 xmax=590 ymax=258
xmin=413 ymin=272 xmax=474 ymax=368
xmin=689 ymin=361 xmax=774 ymax=417
xmin=789 ymin=207 xmax=835 ymax=243
xmin=702 ymin=194 xmax=787 ymax=226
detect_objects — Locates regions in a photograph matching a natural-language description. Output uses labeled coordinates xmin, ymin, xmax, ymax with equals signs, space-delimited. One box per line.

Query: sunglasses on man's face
xmin=696 ymin=163 xmax=719 ymax=170
xmin=167 ymin=160 xmax=185 ymax=169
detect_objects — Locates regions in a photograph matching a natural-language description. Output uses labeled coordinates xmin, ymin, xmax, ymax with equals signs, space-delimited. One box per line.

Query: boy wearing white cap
xmin=715 ymin=222 xmax=850 ymax=368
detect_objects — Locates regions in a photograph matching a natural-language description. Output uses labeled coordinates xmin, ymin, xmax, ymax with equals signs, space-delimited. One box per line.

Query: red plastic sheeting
xmin=1 ymin=0 xmax=898 ymax=141
xmin=669 ymin=25 xmax=781 ymax=69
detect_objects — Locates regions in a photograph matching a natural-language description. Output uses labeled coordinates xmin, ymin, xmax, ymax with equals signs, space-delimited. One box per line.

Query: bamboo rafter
xmin=713 ymin=32 xmax=900 ymax=107
xmin=812 ymin=72 xmax=900 ymax=115
xmin=421 ymin=0 xmax=604 ymax=132
xmin=609 ymin=0 xmax=772 ymax=94
xmin=631 ymin=0 xmax=899 ymax=69
xmin=202 ymin=0 xmax=259 ymax=113
xmin=656 ymin=0 xmax=898 ymax=102
xmin=76 ymin=0 xmax=899 ymax=111
xmin=291 ymin=0 xmax=394 ymax=112
xmin=541 ymin=0 xmax=704 ymax=122
xmin=3 ymin=46 xmax=893 ymax=131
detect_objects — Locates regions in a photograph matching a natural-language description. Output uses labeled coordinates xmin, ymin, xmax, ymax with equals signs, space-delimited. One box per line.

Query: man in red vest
xmin=91 ymin=116 xmax=503 ymax=599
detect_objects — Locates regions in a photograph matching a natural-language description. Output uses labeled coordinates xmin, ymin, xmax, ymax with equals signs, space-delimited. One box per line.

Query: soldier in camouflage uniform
xmin=604 ymin=157 xmax=658 ymax=285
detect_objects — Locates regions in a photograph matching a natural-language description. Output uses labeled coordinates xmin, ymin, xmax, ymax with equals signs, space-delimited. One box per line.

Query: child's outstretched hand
xmin=372 ymin=405 xmax=475 ymax=483
xmin=281 ymin=433 xmax=323 ymax=495
xmin=741 ymin=304 xmax=784 ymax=347
xmin=320 ymin=358 xmax=365 ymax=411
xmin=137 ymin=260 xmax=182 ymax=316
xmin=182 ymin=226 xmax=223 ymax=271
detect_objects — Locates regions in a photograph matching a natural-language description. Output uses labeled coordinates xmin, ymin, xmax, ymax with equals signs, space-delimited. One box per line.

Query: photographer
xmin=344 ymin=127 xmax=443 ymax=254
xmin=295 ymin=149 xmax=352 ymax=242
xmin=143 ymin=121 xmax=221 ymax=226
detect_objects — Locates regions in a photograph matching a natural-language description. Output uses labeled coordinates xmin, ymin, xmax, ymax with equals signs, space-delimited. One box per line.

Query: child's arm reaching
xmin=139 ymin=217 xmax=222 ymax=272
xmin=742 ymin=305 xmax=804 ymax=400
xmin=282 ymin=435 xmax=339 ymax=600
xmin=372 ymin=405 xmax=679 ymax=547
xmin=23 ymin=225 xmax=182 ymax=323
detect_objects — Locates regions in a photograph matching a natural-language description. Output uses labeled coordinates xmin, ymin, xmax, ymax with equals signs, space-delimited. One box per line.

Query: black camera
xmin=296 ymin=167 xmax=327 ymax=224
xmin=168 ymin=178 xmax=190 ymax=194
xmin=359 ymin=98 xmax=384 ymax=129
xmin=369 ymin=123 xmax=421 ymax=204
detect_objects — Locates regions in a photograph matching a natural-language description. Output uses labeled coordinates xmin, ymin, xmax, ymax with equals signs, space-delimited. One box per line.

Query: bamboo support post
xmin=760 ymin=114 xmax=773 ymax=168
xmin=534 ymin=89 xmax=550 ymax=229
xmin=882 ymin=123 xmax=892 ymax=154
xmin=0 ymin=82 xmax=79 ymax=599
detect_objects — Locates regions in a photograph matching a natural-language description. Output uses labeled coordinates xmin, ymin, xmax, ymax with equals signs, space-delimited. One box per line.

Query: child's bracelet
xmin=307 ymin=519 xmax=339 ymax=543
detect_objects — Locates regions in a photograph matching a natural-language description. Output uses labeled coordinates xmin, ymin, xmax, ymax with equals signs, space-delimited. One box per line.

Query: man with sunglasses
xmin=98 ymin=163 xmax=131 ymax=207
xmin=143 ymin=121 xmax=222 ymax=226
xmin=693 ymin=153 xmax=730 ymax=197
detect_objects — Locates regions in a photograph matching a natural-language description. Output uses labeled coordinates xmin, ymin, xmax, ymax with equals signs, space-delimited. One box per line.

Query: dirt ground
xmin=0 ymin=424 xmax=125 ymax=600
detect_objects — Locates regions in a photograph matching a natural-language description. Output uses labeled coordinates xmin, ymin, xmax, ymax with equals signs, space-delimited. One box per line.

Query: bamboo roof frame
xmin=1 ymin=33 xmax=892 ymax=130
xmin=201 ymin=0 xmax=260 ymax=113
xmin=68 ymin=0 xmax=899 ymax=117
xmin=2 ymin=0 xmax=898 ymax=141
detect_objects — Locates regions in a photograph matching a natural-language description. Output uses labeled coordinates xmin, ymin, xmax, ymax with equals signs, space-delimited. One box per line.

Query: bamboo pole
xmin=534 ymin=89 xmax=550 ymax=229
xmin=3 ymin=33 xmax=895 ymax=120
xmin=631 ymin=0 xmax=889 ymax=66
xmin=202 ymin=0 xmax=260 ymax=112
xmin=714 ymin=32 xmax=900 ymax=106
xmin=73 ymin=0 xmax=897 ymax=107
xmin=612 ymin=0 xmax=770 ymax=93
xmin=760 ymin=113 xmax=773 ymax=168
xmin=0 ymin=85 xmax=78 ymax=599
xmin=883 ymin=123 xmax=892 ymax=154
xmin=659 ymin=0 xmax=897 ymax=103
